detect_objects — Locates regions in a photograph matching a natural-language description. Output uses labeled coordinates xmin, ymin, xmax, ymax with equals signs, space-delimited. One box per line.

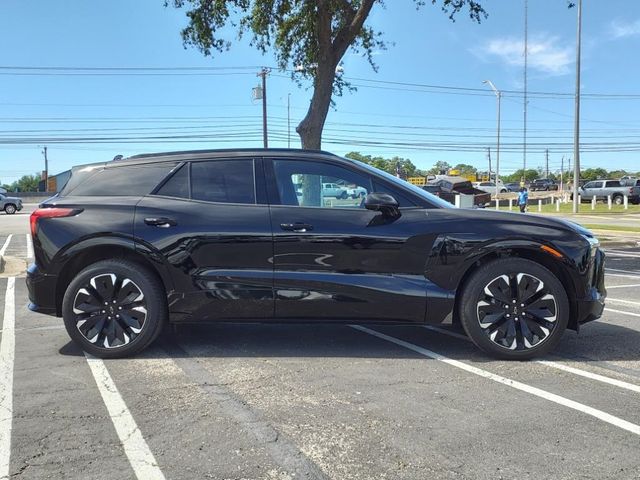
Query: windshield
xmin=348 ymin=158 xmax=453 ymax=208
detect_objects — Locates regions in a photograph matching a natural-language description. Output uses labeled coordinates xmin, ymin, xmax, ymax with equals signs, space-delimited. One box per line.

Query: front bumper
xmin=26 ymin=263 xmax=58 ymax=316
xmin=575 ymin=247 xmax=606 ymax=327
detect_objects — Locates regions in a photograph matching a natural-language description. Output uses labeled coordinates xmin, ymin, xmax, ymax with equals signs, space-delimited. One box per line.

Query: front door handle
xmin=280 ymin=222 xmax=313 ymax=232
xmin=145 ymin=217 xmax=177 ymax=228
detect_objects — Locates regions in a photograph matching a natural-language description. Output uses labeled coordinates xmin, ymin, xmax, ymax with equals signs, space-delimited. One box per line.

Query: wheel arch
xmin=55 ymin=241 xmax=173 ymax=317
xmin=452 ymin=244 xmax=579 ymax=331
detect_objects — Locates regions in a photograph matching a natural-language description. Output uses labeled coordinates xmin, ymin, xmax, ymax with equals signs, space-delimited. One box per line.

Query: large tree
xmin=167 ymin=0 xmax=486 ymax=149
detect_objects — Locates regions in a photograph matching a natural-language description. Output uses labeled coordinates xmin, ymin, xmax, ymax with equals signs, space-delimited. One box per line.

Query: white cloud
xmin=609 ymin=19 xmax=640 ymax=39
xmin=478 ymin=35 xmax=573 ymax=75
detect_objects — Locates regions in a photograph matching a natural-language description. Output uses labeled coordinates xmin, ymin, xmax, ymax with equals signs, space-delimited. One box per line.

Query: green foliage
xmin=3 ymin=173 xmax=41 ymax=192
xmin=345 ymin=151 xmax=425 ymax=177
xmin=167 ymin=1 xmax=487 ymax=147
xmin=452 ymin=163 xmax=477 ymax=176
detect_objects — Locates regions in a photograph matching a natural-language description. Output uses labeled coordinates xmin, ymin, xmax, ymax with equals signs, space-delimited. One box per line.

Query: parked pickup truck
xmin=431 ymin=176 xmax=491 ymax=207
xmin=530 ymin=179 xmax=559 ymax=191
xmin=576 ymin=179 xmax=640 ymax=205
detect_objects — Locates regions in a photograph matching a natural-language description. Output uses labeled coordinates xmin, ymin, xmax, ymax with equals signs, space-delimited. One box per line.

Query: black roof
xmin=118 ymin=148 xmax=341 ymax=165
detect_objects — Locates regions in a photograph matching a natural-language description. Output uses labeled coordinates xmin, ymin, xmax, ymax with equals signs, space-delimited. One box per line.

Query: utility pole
xmin=487 ymin=147 xmax=492 ymax=180
xmin=41 ymin=146 xmax=48 ymax=192
xmin=560 ymin=155 xmax=565 ymax=191
xmin=287 ymin=93 xmax=291 ymax=149
xmin=572 ymin=0 xmax=582 ymax=214
xmin=523 ymin=0 xmax=528 ymax=185
xmin=257 ymin=68 xmax=270 ymax=148
xmin=545 ymin=149 xmax=549 ymax=179
xmin=483 ymin=80 xmax=502 ymax=203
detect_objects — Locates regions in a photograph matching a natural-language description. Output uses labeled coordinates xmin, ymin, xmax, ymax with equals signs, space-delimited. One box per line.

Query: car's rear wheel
xmin=4 ymin=204 xmax=16 ymax=214
xmin=459 ymin=258 xmax=569 ymax=360
xmin=62 ymin=259 xmax=167 ymax=358
xmin=613 ymin=194 xmax=623 ymax=205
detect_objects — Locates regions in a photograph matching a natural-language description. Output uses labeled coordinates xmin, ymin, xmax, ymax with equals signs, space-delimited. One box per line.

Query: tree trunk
xmin=296 ymin=64 xmax=335 ymax=150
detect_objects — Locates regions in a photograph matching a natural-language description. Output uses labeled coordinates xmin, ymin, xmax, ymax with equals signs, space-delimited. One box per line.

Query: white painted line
xmin=424 ymin=325 xmax=640 ymax=394
xmin=607 ymin=298 xmax=640 ymax=307
xmin=606 ymin=284 xmax=640 ymax=289
xmin=607 ymin=268 xmax=640 ymax=275
xmin=605 ymin=273 xmax=640 ymax=279
xmin=0 ymin=277 xmax=16 ymax=479
xmin=25 ymin=234 xmax=33 ymax=259
xmin=537 ymin=361 xmax=640 ymax=394
xmin=603 ymin=252 xmax=640 ymax=258
xmin=85 ymin=354 xmax=166 ymax=480
xmin=353 ymin=325 xmax=640 ymax=436
xmin=605 ymin=307 xmax=640 ymax=318
xmin=0 ymin=235 xmax=12 ymax=257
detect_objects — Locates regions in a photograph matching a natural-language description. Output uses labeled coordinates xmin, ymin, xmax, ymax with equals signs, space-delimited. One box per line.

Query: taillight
xmin=30 ymin=208 xmax=81 ymax=237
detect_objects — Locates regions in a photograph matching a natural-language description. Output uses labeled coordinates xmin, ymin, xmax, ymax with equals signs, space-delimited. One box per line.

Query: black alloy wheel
xmin=4 ymin=204 xmax=16 ymax=214
xmin=459 ymin=258 xmax=568 ymax=359
xmin=62 ymin=259 xmax=167 ymax=358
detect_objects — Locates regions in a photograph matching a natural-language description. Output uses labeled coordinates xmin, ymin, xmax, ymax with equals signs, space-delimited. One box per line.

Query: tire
xmin=613 ymin=195 xmax=623 ymax=206
xmin=4 ymin=204 xmax=16 ymax=215
xmin=338 ymin=191 xmax=347 ymax=200
xmin=458 ymin=258 xmax=569 ymax=360
xmin=62 ymin=259 xmax=168 ymax=358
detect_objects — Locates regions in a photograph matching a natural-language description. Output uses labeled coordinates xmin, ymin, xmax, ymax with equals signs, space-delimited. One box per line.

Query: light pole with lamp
xmin=483 ymin=80 xmax=501 ymax=210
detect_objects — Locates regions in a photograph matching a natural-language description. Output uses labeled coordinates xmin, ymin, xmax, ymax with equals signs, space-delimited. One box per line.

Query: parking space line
xmin=606 ymin=284 xmax=640 ymax=289
xmin=605 ymin=273 xmax=640 ymax=279
xmin=0 ymin=278 xmax=15 ymax=479
xmin=423 ymin=325 xmax=640 ymax=394
xmin=85 ymin=354 xmax=166 ymax=480
xmin=604 ymin=307 xmax=640 ymax=318
xmin=606 ymin=268 xmax=640 ymax=275
xmin=25 ymin=234 xmax=33 ymax=259
xmin=0 ymin=235 xmax=12 ymax=257
xmin=607 ymin=298 xmax=640 ymax=307
xmin=353 ymin=325 xmax=640 ymax=436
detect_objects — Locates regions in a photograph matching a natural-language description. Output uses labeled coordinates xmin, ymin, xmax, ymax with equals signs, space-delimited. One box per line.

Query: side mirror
xmin=364 ymin=192 xmax=400 ymax=216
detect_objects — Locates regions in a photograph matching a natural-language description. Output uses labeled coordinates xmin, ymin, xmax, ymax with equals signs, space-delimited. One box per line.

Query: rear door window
xmin=605 ymin=180 xmax=621 ymax=188
xmin=191 ymin=160 xmax=256 ymax=204
xmin=155 ymin=163 xmax=190 ymax=199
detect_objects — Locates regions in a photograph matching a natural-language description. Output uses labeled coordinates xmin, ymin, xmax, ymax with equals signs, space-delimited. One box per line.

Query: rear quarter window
xmin=63 ymin=162 xmax=178 ymax=196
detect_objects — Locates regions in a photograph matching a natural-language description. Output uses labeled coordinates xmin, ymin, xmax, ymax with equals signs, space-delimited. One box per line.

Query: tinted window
xmin=66 ymin=162 xmax=177 ymax=196
xmin=272 ymin=159 xmax=371 ymax=208
xmin=155 ymin=164 xmax=189 ymax=199
xmin=191 ymin=160 xmax=255 ymax=204
xmin=605 ymin=180 xmax=621 ymax=187
xmin=373 ymin=181 xmax=417 ymax=207
xmin=583 ymin=181 xmax=598 ymax=189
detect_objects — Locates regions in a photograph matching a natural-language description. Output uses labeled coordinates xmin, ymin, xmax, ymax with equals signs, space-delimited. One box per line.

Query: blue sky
xmin=1 ymin=0 xmax=639 ymax=184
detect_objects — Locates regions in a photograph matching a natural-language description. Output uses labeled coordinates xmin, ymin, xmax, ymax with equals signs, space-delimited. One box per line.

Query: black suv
xmin=27 ymin=149 xmax=606 ymax=359
xmin=530 ymin=179 xmax=559 ymax=191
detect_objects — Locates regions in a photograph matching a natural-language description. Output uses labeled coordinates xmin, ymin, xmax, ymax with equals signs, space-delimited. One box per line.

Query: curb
xmin=0 ymin=255 xmax=4 ymax=274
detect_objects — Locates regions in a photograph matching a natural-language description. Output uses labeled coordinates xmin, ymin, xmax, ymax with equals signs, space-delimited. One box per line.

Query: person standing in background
xmin=518 ymin=187 xmax=529 ymax=213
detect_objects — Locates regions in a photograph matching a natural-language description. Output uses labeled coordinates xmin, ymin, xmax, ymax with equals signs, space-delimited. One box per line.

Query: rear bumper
xmin=26 ymin=263 xmax=58 ymax=316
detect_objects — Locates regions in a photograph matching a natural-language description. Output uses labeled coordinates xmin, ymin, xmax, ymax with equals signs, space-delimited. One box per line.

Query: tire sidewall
xmin=5 ymin=204 xmax=16 ymax=214
xmin=62 ymin=259 xmax=166 ymax=358
xmin=459 ymin=258 xmax=569 ymax=360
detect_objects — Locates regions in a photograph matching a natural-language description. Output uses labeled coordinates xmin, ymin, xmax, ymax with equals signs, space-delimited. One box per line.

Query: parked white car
xmin=322 ymin=182 xmax=348 ymax=199
xmin=346 ymin=185 xmax=367 ymax=199
xmin=472 ymin=180 xmax=508 ymax=194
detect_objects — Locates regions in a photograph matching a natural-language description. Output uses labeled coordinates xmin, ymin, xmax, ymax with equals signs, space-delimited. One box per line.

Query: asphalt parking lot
xmin=1 ymin=210 xmax=640 ymax=479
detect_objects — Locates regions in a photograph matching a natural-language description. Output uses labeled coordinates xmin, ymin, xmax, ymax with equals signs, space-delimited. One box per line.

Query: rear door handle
xmin=280 ymin=222 xmax=313 ymax=232
xmin=144 ymin=217 xmax=177 ymax=228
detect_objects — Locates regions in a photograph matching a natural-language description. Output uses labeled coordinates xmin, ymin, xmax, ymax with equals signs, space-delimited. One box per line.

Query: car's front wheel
xmin=4 ymin=204 xmax=16 ymax=214
xmin=458 ymin=258 xmax=569 ymax=360
xmin=62 ymin=259 xmax=167 ymax=358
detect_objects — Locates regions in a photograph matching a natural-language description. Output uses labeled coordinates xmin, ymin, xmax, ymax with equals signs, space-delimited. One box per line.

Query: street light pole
xmin=484 ymin=80 xmax=501 ymax=210
xmin=572 ymin=0 xmax=582 ymax=213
